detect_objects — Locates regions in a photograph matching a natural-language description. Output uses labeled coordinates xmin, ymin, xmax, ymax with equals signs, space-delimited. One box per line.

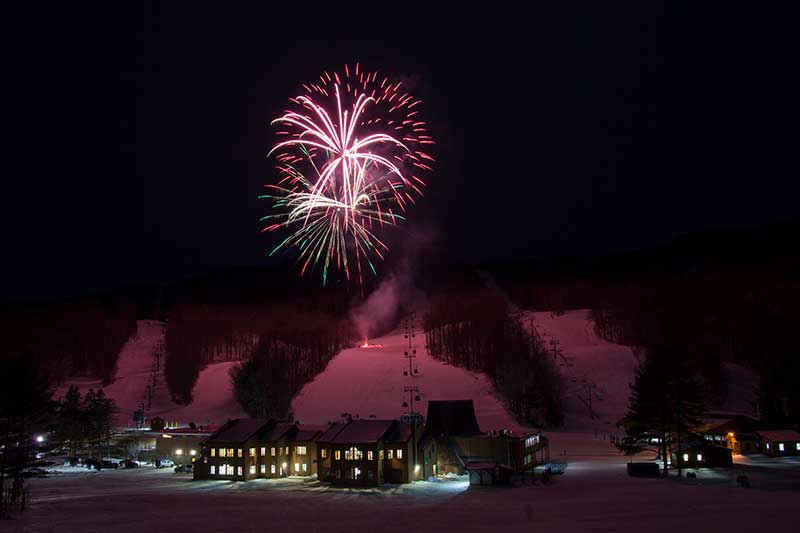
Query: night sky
xmin=5 ymin=2 xmax=799 ymax=302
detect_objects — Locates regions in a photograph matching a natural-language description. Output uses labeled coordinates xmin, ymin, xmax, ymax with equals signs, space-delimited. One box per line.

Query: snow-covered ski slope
xmin=55 ymin=320 xmax=245 ymax=427
xmin=525 ymin=310 xmax=638 ymax=432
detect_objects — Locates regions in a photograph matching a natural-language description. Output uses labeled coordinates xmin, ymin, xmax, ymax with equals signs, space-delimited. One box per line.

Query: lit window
xmin=779 ymin=443 xmax=785 ymax=452
xmin=211 ymin=465 xmax=216 ymax=475
xmin=682 ymin=453 xmax=689 ymax=462
xmin=237 ymin=449 xmax=243 ymax=458
xmin=697 ymin=454 xmax=703 ymax=461
xmin=249 ymin=448 xmax=255 ymax=457
xmin=397 ymin=449 xmax=403 ymax=460
xmin=261 ymin=464 xmax=266 ymax=474
xmin=302 ymin=463 xmax=307 ymax=473
xmin=226 ymin=464 xmax=234 ymax=475
xmin=271 ymin=464 xmax=276 ymax=474
xmin=335 ymin=450 xmax=341 ymax=460
xmin=285 ymin=447 xmax=289 ymax=455
xmin=294 ymin=463 xmax=300 ymax=473
xmin=296 ymin=446 xmax=307 ymax=455
xmin=175 ymin=449 xmax=183 ymax=455
xmin=379 ymin=450 xmax=384 ymax=460
xmin=261 ymin=447 xmax=266 ymax=456
xmin=211 ymin=448 xmax=216 ymax=457
xmin=796 ymin=443 xmax=800 ymax=451
xmin=388 ymin=450 xmax=393 ymax=460
xmin=226 ymin=448 xmax=234 ymax=458
xmin=250 ymin=465 xmax=256 ymax=475
xmin=321 ymin=449 xmax=327 ymax=459
xmin=271 ymin=447 xmax=276 ymax=457
xmin=203 ymin=457 xmax=207 ymax=464
xmin=367 ymin=450 xmax=374 ymax=461
xmin=237 ymin=466 xmax=242 ymax=476
xmin=766 ymin=443 xmax=770 ymax=449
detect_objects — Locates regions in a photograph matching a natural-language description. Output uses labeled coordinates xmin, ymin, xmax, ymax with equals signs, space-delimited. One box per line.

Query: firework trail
xmin=260 ymin=64 xmax=435 ymax=286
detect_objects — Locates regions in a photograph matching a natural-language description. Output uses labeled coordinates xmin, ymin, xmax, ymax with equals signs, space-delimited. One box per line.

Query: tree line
xmin=424 ymin=288 xmax=564 ymax=427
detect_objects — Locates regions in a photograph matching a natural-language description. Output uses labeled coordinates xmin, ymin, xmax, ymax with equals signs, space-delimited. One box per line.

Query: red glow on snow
xmin=360 ymin=339 xmax=383 ymax=349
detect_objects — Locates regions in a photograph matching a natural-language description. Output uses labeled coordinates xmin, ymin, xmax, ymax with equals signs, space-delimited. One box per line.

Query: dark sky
xmin=4 ymin=2 xmax=799 ymax=301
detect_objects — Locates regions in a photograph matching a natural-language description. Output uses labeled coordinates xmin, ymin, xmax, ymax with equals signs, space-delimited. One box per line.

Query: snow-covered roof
xmin=757 ymin=430 xmax=800 ymax=442
xmin=327 ymin=419 xmax=396 ymax=444
xmin=205 ymin=419 xmax=271 ymax=443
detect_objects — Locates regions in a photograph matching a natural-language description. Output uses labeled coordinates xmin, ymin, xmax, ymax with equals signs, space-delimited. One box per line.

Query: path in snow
xmin=292 ymin=317 xmax=529 ymax=432
xmin=526 ymin=310 xmax=638 ymax=433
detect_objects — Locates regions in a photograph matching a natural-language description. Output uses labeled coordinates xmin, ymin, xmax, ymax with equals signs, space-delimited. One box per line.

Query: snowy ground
xmin=55 ymin=320 xmax=245 ymax=428
xmin=11 ymin=440 xmax=800 ymax=533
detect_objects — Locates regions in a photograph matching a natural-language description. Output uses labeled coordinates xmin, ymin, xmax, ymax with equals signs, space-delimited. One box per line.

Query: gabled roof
xmin=757 ymin=430 xmax=800 ymax=442
xmin=328 ymin=419 xmax=396 ymax=444
xmin=385 ymin=422 xmax=413 ymax=443
xmin=258 ymin=422 xmax=296 ymax=442
xmin=294 ymin=428 xmax=322 ymax=442
xmin=424 ymin=400 xmax=481 ymax=437
xmin=316 ymin=422 xmax=347 ymax=444
xmin=204 ymin=419 xmax=272 ymax=444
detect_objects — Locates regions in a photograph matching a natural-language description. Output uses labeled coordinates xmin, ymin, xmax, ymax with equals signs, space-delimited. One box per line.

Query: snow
xmin=291 ymin=319 xmax=526 ymax=433
xmin=15 ymin=446 xmax=800 ymax=532
xmin=55 ymin=320 xmax=245 ymax=428
xmin=526 ymin=310 xmax=638 ymax=432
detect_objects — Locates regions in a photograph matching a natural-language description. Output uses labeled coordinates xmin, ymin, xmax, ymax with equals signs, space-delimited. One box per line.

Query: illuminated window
xmin=696 ymin=454 xmax=703 ymax=461
xmin=210 ymin=465 xmax=216 ymax=475
xmin=237 ymin=448 xmax=243 ymax=458
xmin=294 ymin=462 xmax=300 ymax=472
xmin=175 ymin=449 xmax=183 ymax=455
xmin=335 ymin=450 xmax=341 ymax=460
xmin=285 ymin=447 xmax=289 ymax=455
xmin=296 ymin=446 xmax=307 ymax=455
xmin=271 ymin=447 xmax=276 ymax=457
xmin=226 ymin=464 xmax=234 ymax=475
xmin=261 ymin=464 xmax=266 ymax=474
xmin=211 ymin=448 xmax=216 ymax=457
xmin=249 ymin=448 xmax=256 ymax=458
xmin=250 ymin=465 xmax=256 ymax=475
xmin=226 ymin=448 xmax=234 ymax=458
xmin=796 ymin=443 xmax=800 ymax=451
xmin=397 ymin=449 xmax=403 ymax=460
xmin=203 ymin=457 xmax=207 ymax=464
xmin=302 ymin=463 xmax=307 ymax=473
xmin=766 ymin=443 xmax=770 ymax=449
xmin=379 ymin=450 xmax=384 ymax=460
xmin=260 ymin=447 xmax=266 ymax=456
xmin=321 ymin=449 xmax=327 ymax=459
xmin=388 ymin=449 xmax=393 ymax=460
xmin=237 ymin=466 xmax=243 ymax=476
xmin=779 ymin=443 xmax=785 ymax=452
xmin=367 ymin=450 xmax=374 ymax=461
xmin=271 ymin=464 xmax=276 ymax=474
xmin=682 ymin=453 xmax=689 ymax=462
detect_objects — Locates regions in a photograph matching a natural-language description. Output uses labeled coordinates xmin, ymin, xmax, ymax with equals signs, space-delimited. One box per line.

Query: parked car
xmin=84 ymin=458 xmax=100 ymax=470
xmin=174 ymin=464 xmax=193 ymax=474
xmin=96 ymin=460 xmax=119 ymax=470
xmin=155 ymin=458 xmax=174 ymax=469
xmin=120 ymin=459 xmax=140 ymax=469
xmin=64 ymin=456 xmax=82 ymax=467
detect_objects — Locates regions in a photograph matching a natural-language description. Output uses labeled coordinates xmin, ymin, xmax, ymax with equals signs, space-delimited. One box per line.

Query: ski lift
xmin=413 ymin=368 xmax=419 ymax=375
xmin=404 ymin=351 xmax=408 ymax=356
xmin=415 ymin=395 xmax=421 ymax=401
xmin=402 ymin=401 xmax=408 ymax=408
xmin=403 ymin=370 xmax=408 ymax=376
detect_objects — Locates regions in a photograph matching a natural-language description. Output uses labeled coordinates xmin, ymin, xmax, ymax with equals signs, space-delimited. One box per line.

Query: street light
xmin=35 ymin=435 xmax=44 ymax=443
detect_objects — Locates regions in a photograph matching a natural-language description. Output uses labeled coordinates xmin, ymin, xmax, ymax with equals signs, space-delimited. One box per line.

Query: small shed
xmin=671 ymin=442 xmax=732 ymax=468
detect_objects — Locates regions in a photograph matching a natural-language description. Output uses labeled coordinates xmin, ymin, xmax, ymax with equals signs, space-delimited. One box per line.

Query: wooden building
xmin=702 ymin=415 xmax=760 ymax=454
xmin=316 ymin=418 xmax=416 ymax=486
xmin=757 ymin=430 xmax=800 ymax=457
xmin=194 ymin=419 xmax=321 ymax=481
xmin=420 ymin=400 xmax=549 ymax=481
xmin=671 ymin=441 xmax=733 ymax=468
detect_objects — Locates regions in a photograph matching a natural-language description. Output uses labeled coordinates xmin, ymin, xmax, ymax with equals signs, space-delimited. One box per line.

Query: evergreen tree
xmin=56 ymin=386 xmax=84 ymax=455
xmin=618 ymin=345 xmax=705 ymax=476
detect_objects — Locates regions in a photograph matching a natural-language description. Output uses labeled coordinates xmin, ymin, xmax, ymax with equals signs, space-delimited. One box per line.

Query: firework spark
xmin=261 ymin=64 xmax=434 ymax=286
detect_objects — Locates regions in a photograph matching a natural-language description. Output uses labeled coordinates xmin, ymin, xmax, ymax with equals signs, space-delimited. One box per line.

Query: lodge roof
xmin=327 ymin=419 xmax=396 ymax=444
xmin=258 ymin=422 xmax=296 ymax=442
xmin=204 ymin=419 xmax=272 ymax=443
xmin=316 ymin=422 xmax=347 ymax=444
xmin=423 ymin=400 xmax=481 ymax=437
xmin=385 ymin=422 xmax=413 ymax=443
xmin=757 ymin=430 xmax=800 ymax=442
xmin=294 ymin=428 xmax=322 ymax=442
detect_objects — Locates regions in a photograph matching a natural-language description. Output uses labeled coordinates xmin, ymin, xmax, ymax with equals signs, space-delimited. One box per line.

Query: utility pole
xmin=549 ymin=339 xmax=560 ymax=361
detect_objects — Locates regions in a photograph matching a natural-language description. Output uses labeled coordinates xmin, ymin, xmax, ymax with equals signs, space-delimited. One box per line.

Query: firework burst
xmin=260 ymin=63 xmax=435 ymax=286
